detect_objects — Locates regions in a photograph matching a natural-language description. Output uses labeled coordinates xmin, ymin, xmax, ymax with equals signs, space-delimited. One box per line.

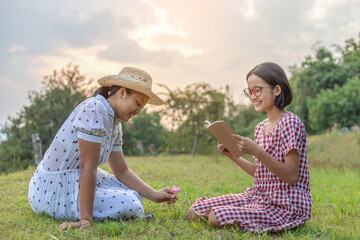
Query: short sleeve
xmin=73 ymin=100 xmax=107 ymax=143
xmin=112 ymin=123 xmax=123 ymax=152
xmin=281 ymin=115 xmax=305 ymax=156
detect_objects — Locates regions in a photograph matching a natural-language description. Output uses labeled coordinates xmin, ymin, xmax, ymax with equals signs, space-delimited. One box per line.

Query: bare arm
xmin=254 ymin=148 xmax=300 ymax=185
xmin=233 ymin=134 xmax=300 ymax=185
xmin=59 ymin=138 xmax=100 ymax=230
xmin=79 ymin=139 xmax=100 ymax=220
xmin=108 ymin=151 xmax=176 ymax=203
xmin=218 ymin=142 xmax=257 ymax=177
xmin=231 ymin=156 xmax=257 ymax=177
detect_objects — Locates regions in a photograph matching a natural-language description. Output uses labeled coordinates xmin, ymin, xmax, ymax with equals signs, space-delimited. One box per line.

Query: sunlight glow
xmin=307 ymin=0 xmax=346 ymax=20
xmin=240 ymin=0 xmax=257 ymax=19
xmin=129 ymin=0 xmax=203 ymax=57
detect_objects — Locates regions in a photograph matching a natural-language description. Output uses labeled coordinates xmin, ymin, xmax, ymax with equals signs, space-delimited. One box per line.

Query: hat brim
xmin=97 ymin=74 xmax=164 ymax=105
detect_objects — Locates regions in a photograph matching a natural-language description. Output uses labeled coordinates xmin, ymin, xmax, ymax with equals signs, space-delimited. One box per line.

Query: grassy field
xmin=0 ymin=131 xmax=359 ymax=239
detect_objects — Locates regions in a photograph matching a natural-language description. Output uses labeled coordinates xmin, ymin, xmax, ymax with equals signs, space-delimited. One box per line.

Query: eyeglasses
xmin=243 ymin=86 xmax=271 ymax=98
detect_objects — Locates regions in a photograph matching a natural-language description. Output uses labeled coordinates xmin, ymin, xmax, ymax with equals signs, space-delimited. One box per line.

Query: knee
xmin=208 ymin=211 xmax=221 ymax=227
xmin=187 ymin=207 xmax=199 ymax=222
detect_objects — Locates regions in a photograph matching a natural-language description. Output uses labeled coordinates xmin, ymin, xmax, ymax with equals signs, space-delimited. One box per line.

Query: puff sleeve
xmin=281 ymin=114 xmax=305 ymax=156
xmin=73 ymin=100 xmax=108 ymax=143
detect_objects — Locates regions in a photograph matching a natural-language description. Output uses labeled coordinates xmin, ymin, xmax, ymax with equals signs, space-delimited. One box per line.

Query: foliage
xmin=289 ymin=35 xmax=360 ymax=133
xmin=341 ymin=37 xmax=360 ymax=78
xmin=308 ymin=77 xmax=360 ymax=132
xmin=158 ymin=83 xmax=234 ymax=154
xmin=227 ymin=104 xmax=267 ymax=139
xmin=120 ymin=122 xmax=138 ymax=156
xmin=2 ymin=34 xmax=360 ymax=172
xmin=122 ymin=109 xmax=167 ymax=156
xmin=288 ymin=47 xmax=348 ymax=132
xmin=0 ymin=63 xmax=90 ymax=173
xmin=42 ymin=62 xmax=95 ymax=96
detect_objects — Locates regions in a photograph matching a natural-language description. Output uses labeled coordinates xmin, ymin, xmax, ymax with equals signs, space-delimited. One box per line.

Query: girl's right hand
xmin=152 ymin=188 xmax=178 ymax=204
xmin=217 ymin=141 xmax=234 ymax=159
xmin=59 ymin=219 xmax=91 ymax=230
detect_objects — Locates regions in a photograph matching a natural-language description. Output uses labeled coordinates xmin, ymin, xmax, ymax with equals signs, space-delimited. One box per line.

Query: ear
xmin=274 ymin=85 xmax=282 ymax=96
xmin=116 ymin=87 xmax=127 ymax=99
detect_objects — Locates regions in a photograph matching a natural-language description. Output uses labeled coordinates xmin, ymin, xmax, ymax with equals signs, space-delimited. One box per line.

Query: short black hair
xmin=246 ymin=62 xmax=292 ymax=109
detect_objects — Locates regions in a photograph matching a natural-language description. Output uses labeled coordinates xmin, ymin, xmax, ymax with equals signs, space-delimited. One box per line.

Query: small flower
xmin=168 ymin=186 xmax=181 ymax=218
xmin=172 ymin=186 xmax=180 ymax=195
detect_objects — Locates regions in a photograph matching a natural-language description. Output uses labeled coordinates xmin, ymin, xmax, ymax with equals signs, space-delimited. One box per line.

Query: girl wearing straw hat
xmin=28 ymin=67 xmax=177 ymax=230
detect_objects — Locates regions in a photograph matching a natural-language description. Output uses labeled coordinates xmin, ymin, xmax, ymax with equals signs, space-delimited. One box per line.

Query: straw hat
xmin=97 ymin=67 xmax=164 ymax=105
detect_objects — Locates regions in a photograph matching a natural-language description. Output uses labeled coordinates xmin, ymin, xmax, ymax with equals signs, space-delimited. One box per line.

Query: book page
xmin=205 ymin=120 xmax=243 ymax=158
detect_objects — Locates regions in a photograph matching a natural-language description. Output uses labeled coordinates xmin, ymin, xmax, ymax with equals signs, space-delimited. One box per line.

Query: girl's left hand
xmin=152 ymin=188 xmax=178 ymax=204
xmin=232 ymin=133 xmax=261 ymax=156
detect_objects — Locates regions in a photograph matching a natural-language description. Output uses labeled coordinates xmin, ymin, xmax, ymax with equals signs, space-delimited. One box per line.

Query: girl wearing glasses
xmin=188 ymin=62 xmax=312 ymax=233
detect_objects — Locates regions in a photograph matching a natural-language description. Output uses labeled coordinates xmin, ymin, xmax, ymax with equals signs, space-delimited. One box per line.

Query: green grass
xmin=1 ymin=132 xmax=360 ymax=239
xmin=307 ymin=130 xmax=360 ymax=168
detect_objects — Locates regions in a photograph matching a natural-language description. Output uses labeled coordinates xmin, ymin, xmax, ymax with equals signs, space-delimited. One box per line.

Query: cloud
xmin=1 ymin=0 xmax=360 ymax=125
xmin=29 ymin=45 xmax=123 ymax=82
xmin=8 ymin=45 xmax=26 ymax=53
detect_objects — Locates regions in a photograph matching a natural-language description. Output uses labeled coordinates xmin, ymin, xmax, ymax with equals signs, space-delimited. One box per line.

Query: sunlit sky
xmin=1 ymin=0 xmax=359 ymax=126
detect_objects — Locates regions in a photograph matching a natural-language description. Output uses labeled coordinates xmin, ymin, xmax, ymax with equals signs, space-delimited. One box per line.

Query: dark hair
xmin=92 ymin=86 xmax=133 ymax=99
xmin=246 ymin=62 xmax=292 ymax=109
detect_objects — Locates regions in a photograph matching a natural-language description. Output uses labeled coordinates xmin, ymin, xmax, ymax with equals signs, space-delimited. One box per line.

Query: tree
xmin=131 ymin=109 xmax=166 ymax=155
xmin=289 ymin=47 xmax=348 ymax=133
xmin=227 ymin=104 xmax=267 ymax=139
xmin=120 ymin=122 xmax=138 ymax=156
xmin=0 ymin=63 xmax=91 ymax=173
xmin=308 ymin=77 xmax=360 ymax=132
xmin=159 ymin=82 xmax=231 ymax=154
xmin=120 ymin=109 xmax=167 ymax=156
xmin=341 ymin=36 xmax=360 ymax=79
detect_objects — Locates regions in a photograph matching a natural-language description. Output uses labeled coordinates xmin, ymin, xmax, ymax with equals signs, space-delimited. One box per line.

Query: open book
xmin=204 ymin=120 xmax=243 ymax=158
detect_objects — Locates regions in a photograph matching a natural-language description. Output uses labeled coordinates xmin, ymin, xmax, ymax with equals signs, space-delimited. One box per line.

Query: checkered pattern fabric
xmin=192 ymin=112 xmax=312 ymax=233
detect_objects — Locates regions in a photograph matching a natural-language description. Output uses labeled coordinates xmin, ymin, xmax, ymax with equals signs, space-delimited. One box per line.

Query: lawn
xmin=0 ymin=131 xmax=359 ymax=239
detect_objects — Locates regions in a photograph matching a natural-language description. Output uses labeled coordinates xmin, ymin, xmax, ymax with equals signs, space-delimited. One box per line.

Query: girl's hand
xmin=217 ymin=141 xmax=234 ymax=159
xmin=59 ymin=219 xmax=91 ymax=230
xmin=232 ymin=134 xmax=261 ymax=156
xmin=152 ymin=188 xmax=178 ymax=204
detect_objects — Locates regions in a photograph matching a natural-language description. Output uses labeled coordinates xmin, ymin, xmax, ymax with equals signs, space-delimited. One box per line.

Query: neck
xmin=106 ymin=95 xmax=118 ymax=121
xmin=266 ymin=106 xmax=286 ymax=123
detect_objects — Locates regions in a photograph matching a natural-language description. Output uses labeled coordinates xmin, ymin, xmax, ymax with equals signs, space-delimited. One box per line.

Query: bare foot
xmin=187 ymin=207 xmax=200 ymax=222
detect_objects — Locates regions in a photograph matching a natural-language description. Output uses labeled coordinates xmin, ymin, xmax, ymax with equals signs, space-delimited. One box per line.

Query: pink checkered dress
xmin=192 ymin=112 xmax=312 ymax=233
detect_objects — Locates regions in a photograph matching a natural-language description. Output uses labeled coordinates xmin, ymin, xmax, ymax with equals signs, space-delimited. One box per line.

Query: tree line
xmin=1 ymin=36 xmax=359 ymax=173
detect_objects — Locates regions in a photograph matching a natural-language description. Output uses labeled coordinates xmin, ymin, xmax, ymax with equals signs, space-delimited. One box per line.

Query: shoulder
xmin=75 ymin=96 xmax=109 ymax=116
xmin=280 ymin=112 xmax=306 ymax=133
xmin=72 ymin=96 xmax=113 ymax=126
xmin=284 ymin=112 xmax=304 ymax=126
xmin=82 ymin=96 xmax=107 ymax=110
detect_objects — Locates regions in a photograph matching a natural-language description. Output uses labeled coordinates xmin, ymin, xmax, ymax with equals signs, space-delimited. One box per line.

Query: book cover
xmin=204 ymin=120 xmax=243 ymax=158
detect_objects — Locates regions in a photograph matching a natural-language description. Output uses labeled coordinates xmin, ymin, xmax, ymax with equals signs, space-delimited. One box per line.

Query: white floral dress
xmin=28 ymin=94 xmax=145 ymax=221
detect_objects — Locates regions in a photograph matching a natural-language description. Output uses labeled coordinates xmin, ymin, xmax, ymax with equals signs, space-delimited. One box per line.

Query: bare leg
xmin=208 ymin=211 xmax=221 ymax=227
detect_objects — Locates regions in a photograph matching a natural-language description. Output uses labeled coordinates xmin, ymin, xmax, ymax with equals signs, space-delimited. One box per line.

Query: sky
xmin=1 ymin=0 xmax=360 ymax=127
